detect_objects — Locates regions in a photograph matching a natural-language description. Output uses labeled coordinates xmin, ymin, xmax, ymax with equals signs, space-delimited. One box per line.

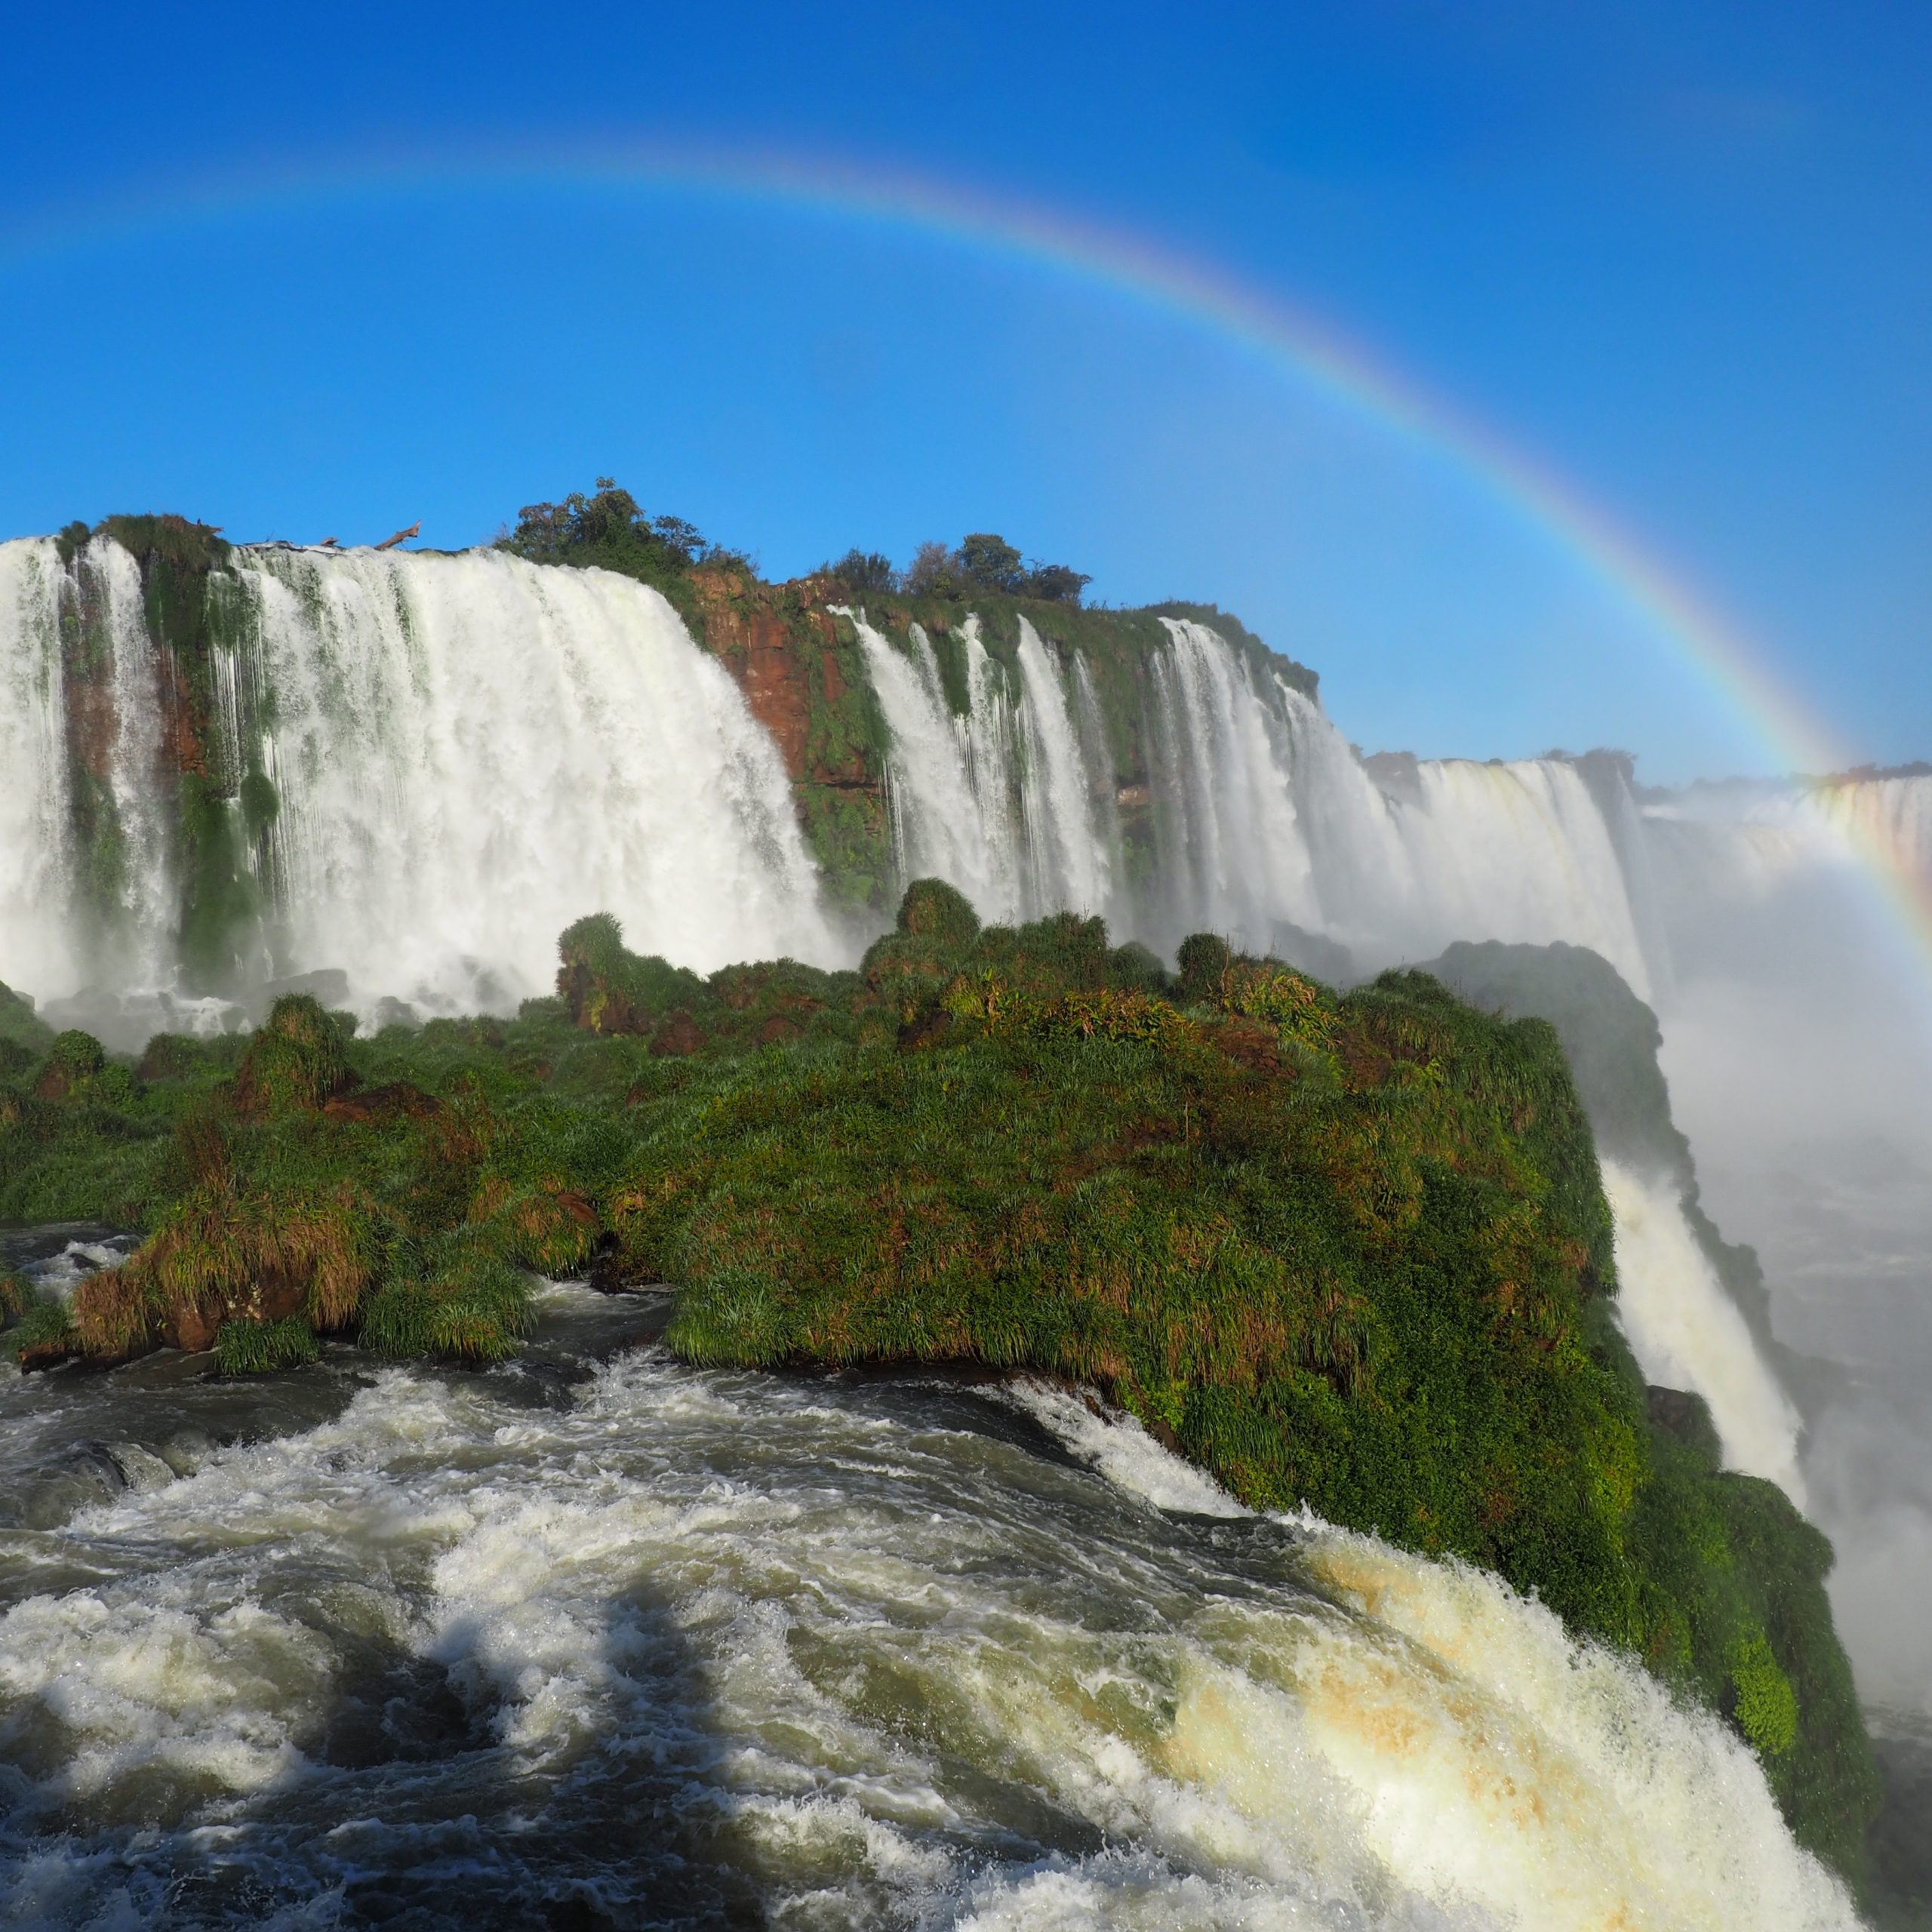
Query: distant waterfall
xmin=0 ymin=540 xmax=834 ymax=1016
xmin=5 ymin=534 xmax=1927 ymax=1032
xmin=1139 ymin=619 xmax=1660 ymax=990
xmin=1602 ymin=1158 xmax=1808 ymax=1503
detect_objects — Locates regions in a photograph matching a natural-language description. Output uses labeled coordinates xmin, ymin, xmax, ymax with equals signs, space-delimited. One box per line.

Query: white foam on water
xmin=1000 ymin=1381 xmax=1251 ymax=1519
xmin=0 ymin=1346 xmax=1859 ymax=1930
xmin=1602 ymin=1156 xmax=1808 ymax=1502
xmin=21 ymin=1238 xmax=137 ymax=1302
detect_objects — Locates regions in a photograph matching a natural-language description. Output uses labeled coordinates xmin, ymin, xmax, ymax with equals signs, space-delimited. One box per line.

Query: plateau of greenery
xmin=0 ymin=890 xmax=1878 ymax=1879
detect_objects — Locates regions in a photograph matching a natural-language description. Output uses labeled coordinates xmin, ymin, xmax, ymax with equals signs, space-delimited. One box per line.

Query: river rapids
xmin=0 ymin=1269 xmax=1856 ymax=1932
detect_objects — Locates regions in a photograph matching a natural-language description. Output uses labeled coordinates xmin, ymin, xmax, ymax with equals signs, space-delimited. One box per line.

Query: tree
xmin=958 ymin=532 xmax=1027 ymax=595
xmin=826 ymin=549 xmax=898 ymax=592
xmin=496 ymin=480 xmax=724 ymax=589
xmin=905 ymin=540 xmax=961 ymax=597
xmin=1025 ymin=562 xmax=1091 ymax=605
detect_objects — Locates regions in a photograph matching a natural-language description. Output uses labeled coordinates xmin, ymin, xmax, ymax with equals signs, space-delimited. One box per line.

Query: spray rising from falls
xmin=0 ymin=1297 xmax=1860 ymax=1930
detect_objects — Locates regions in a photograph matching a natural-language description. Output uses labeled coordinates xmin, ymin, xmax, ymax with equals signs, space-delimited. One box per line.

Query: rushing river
xmin=0 ymin=1257 xmax=1861 ymax=1932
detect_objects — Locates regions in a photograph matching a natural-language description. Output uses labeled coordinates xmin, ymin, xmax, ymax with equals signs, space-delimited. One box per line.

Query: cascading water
xmin=0 ymin=1287 xmax=1860 ymax=1931
xmin=1149 ymin=617 xmax=1322 ymax=950
xmin=7 ymin=536 xmax=1923 ymax=1030
xmin=1601 ymin=1158 xmax=1809 ymax=1502
xmin=1014 ymin=617 xmax=1115 ymax=919
xmin=844 ymin=608 xmax=1112 ymax=928
xmin=0 ymin=540 xmax=836 ymax=1019
xmin=234 ymin=547 xmax=836 ymax=1011
xmin=0 ymin=539 xmax=75 ymax=998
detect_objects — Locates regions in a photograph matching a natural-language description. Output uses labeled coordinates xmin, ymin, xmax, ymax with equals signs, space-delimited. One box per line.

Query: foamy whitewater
xmin=0 ymin=1287 xmax=1860 ymax=1930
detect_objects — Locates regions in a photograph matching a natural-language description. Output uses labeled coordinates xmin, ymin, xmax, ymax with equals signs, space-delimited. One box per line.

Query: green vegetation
xmin=0 ymin=981 xmax=54 ymax=1081
xmin=1422 ymin=940 xmax=1829 ymax=1406
xmin=213 ymin=1314 xmax=321 ymax=1374
xmin=494 ymin=478 xmax=746 ymax=603
xmin=902 ymin=531 xmax=1093 ymax=605
xmin=0 ymin=884 xmax=1876 ymax=1875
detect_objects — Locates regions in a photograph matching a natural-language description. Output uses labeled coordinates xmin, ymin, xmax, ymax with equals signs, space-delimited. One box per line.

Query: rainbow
xmin=5 ymin=137 xmax=1929 ymax=967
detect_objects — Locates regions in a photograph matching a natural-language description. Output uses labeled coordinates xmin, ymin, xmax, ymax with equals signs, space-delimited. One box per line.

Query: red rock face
xmin=687 ymin=571 xmax=875 ymax=790
xmin=649 ymin=1011 xmax=707 ymax=1057
xmin=689 ymin=572 xmax=816 ymax=780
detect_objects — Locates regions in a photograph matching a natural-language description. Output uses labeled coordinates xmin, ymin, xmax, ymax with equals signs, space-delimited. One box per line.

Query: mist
xmin=1651 ymin=801 xmax=1932 ymax=1726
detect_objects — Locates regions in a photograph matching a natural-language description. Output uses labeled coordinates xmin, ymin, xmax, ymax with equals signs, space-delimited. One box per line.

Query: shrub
xmin=826 ymin=549 xmax=897 ymax=592
xmin=495 ymin=478 xmax=726 ymax=590
xmin=232 ymin=995 xmax=352 ymax=1117
xmin=214 ymin=1316 xmax=321 ymax=1375
xmin=895 ymin=877 xmax=980 ymax=946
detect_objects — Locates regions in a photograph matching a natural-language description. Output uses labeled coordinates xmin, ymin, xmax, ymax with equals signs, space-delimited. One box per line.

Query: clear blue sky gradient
xmin=0 ymin=2 xmax=1924 ymax=780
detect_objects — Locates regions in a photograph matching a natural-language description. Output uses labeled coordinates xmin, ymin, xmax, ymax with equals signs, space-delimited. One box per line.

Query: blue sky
xmin=0 ymin=1 xmax=1924 ymax=780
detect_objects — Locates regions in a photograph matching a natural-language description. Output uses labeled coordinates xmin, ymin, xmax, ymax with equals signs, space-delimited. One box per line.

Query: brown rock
xmin=17 ymin=1337 xmax=79 ymax=1373
xmin=649 ymin=1011 xmax=706 ymax=1057
xmin=1214 ymin=1017 xmax=1284 ymax=1075
xmin=322 ymin=1081 xmax=436 ymax=1124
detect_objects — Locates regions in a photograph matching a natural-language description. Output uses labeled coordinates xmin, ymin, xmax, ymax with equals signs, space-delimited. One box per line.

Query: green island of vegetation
xmin=0 ymin=880 xmax=1878 ymax=1881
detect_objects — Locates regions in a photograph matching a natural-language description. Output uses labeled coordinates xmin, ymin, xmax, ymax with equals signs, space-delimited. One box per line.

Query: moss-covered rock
xmin=231 ymin=995 xmax=353 ymax=1118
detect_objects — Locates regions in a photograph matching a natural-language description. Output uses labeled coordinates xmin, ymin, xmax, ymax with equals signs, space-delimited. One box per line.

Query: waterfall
xmin=1137 ymin=621 xmax=1656 ymax=989
xmin=846 ymin=608 xmax=1024 ymax=921
xmin=234 ymin=547 xmax=836 ymax=1011
xmin=0 ymin=540 xmax=835 ymax=1019
xmin=844 ymin=607 xmax=1113 ymax=928
xmin=89 ymin=539 xmax=180 ymax=987
xmin=0 ymin=540 xmax=75 ymax=998
xmin=4 ymin=537 xmax=1921 ymax=1042
xmin=1815 ymin=769 xmax=1932 ymax=877
xmin=1014 ymin=616 xmax=1113 ymax=918
xmin=1602 ymin=1156 xmax=1808 ymax=1502
xmin=1149 ymin=617 xmax=1321 ymax=949
xmin=0 ymin=536 xmax=183 ymax=1000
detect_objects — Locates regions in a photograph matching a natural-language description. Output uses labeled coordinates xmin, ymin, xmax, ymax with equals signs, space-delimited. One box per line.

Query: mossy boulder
xmin=231 ymin=995 xmax=353 ymax=1118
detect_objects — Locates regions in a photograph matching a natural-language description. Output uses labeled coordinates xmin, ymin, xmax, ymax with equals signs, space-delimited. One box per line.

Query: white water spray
xmin=0 ymin=1321 xmax=1859 ymax=1930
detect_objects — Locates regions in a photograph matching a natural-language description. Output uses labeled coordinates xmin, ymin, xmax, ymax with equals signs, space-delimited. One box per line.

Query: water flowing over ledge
xmin=4 ymin=534 xmax=1924 ymax=1029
